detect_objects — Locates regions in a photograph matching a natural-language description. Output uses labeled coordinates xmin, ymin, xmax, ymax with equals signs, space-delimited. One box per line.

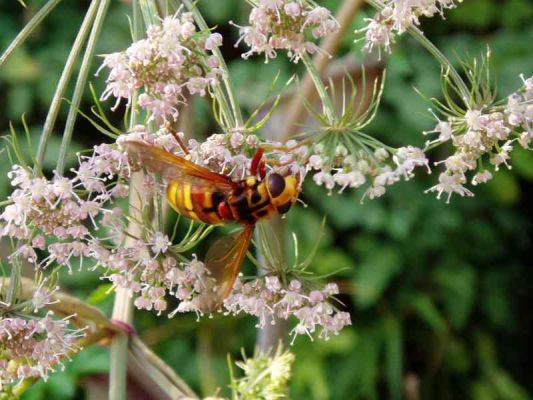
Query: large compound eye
xmin=266 ymin=173 xmax=286 ymax=198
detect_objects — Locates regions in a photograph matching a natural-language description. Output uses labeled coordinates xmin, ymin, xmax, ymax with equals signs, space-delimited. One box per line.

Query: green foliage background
xmin=1 ymin=1 xmax=532 ymax=399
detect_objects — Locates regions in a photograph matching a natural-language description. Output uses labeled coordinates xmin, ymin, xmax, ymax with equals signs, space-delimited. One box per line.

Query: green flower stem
xmin=301 ymin=53 xmax=336 ymax=123
xmin=109 ymin=3 xmax=142 ymax=399
xmin=406 ymin=25 xmax=470 ymax=103
xmin=181 ymin=0 xmax=244 ymax=128
xmin=281 ymin=0 xmax=364 ymax=141
xmin=0 ymin=0 xmax=63 ymax=68
xmin=6 ymin=258 xmax=21 ymax=306
xmin=109 ymin=288 xmax=134 ymax=400
xmin=34 ymin=0 xmax=100 ymax=171
xmin=256 ymin=219 xmax=290 ymax=352
xmin=365 ymin=0 xmax=471 ymax=103
xmin=57 ymin=0 xmax=111 ymax=175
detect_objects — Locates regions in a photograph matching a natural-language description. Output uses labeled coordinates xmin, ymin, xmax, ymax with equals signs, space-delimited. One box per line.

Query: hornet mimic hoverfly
xmin=123 ymin=140 xmax=301 ymax=309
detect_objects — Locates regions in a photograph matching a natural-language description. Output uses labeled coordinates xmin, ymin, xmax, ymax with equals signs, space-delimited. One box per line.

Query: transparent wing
xmin=122 ymin=140 xmax=235 ymax=192
xmin=201 ymin=225 xmax=254 ymax=310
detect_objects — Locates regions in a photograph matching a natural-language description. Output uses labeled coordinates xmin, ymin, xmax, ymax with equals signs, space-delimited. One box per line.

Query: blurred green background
xmin=1 ymin=0 xmax=533 ymax=399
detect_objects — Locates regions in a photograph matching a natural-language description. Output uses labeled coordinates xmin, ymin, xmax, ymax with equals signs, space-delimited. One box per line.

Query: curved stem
xmin=0 ymin=0 xmax=63 ymax=68
xmin=35 ymin=0 xmax=100 ymax=171
xmin=301 ymin=53 xmax=336 ymax=124
xmin=57 ymin=0 xmax=111 ymax=175
xmin=365 ymin=0 xmax=471 ymax=103
xmin=109 ymin=3 xmax=141 ymax=400
xmin=281 ymin=0 xmax=365 ymax=141
xmin=181 ymin=0 xmax=244 ymax=128
xmin=406 ymin=25 xmax=470 ymax=103
xmin=255 ymin=218 xmax=289 ymax=352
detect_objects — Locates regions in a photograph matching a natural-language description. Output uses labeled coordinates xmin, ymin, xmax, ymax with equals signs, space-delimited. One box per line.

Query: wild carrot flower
xmin=424 ymin=68 xmax=533 ymax=202
xmin=233 ymin=0 xmax=339 ymax=63
xmin=356 ymin=0 xmax=462 ymax=55
xmin=0 ymin=144 xmax=130 ymax=271
xmin=0 ymin=312 xmax=85 ymax=386
xmin=223 ymin=276 xmax=351 ymax=342
xmin=98 ymin=11 xmax=223 ymax=125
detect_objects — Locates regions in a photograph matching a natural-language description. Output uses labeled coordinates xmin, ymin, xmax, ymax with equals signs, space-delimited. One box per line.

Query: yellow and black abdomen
xmin=166 ymin=182 xmax=225 ymax=225
xmin=166 ymin=173 xmax=299 ymax=225
xmin=227 ymin=177 xmax=277 ymax=223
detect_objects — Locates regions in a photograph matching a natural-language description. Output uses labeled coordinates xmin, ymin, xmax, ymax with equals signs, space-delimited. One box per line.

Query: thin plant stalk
xmin=0 ymin=0 xmax=63 ymax=68
xmin=109 ymin=2 xmax=142 ymax=399
xmin=365 ymin=0 xmax=470 ymax=103
xmin=301 ymin=53 xmax=336 ymax=123
xmin=256 ymin=0 xmax=363 ymax=350
xmin=255 ymin=222 xmax=289 ymax=352
xmin=181 ymin=0 xmax=244 ymax=128
xmin=108 ymin=175 xmax=144 ymax=400
xmin=281 ymin=0 xmax=365 ymax=141
xmin=57 ymin=0 xmax=111 ymax=175
xmin=35 ymin=0 xmax=101 ymax=169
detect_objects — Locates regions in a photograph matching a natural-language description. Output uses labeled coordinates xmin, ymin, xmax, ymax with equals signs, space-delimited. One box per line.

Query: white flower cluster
xmin=0 ymin=145 xmax=130 ymax=271
xmin=426 ymin=75 xmax=533 ymax=202
xmin=357 ymin=0 xmax=461 ymax=55
xmin=95 ymin=229 xmax=217 ymax=318
xmin=98 ymin=11 xmax=223 ymax=125
xmin=0 ymin=312 xmax=84 ymax=386
xmin=224 ymin=276 xmax=351 ymax=342
xmin=306 ymin=143 xmax=429 ymax=200
xmin=234 ymin=0 xmax=339 ymax=62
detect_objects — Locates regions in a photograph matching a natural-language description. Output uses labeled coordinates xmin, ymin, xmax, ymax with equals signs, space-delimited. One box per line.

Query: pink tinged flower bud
xmin=289 ymin=279 xmax=302 ymax=291
xmin=324 ymin=282 xmax=339 ymax=296
xmin=180 ymin=21 xmax=196 ymax=39
xmin=32 ymin=235 xmax=46 ymax=250
xmin=305 ymin=6 xmax=332 ymax=24
xmin=205 ymin=33 xmax=223 ymax=50
xmin=265 ymin=276 xmax=281 ymax=292
xmin=134 ymin=296 xmax=153 ymax=311
xmin=138 ymin=93 xmax=152 ymax=107
xmin=472 ymin=170 xmax=493 ymax=186
xmin=207 ymin=55 xmax=220 ymax=69
xmin=154 ymin=298 xmax=167 ymax=312
xmin=309 ymin=290 xmax=324 ymax=303
xmin=284 ymin=2 xmax=301 ymax=17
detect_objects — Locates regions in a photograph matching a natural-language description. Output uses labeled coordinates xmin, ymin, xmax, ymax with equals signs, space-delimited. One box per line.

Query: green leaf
xmin=48 ymin=373 xmax=76 ymax=400
xmin=87 ymin=283 xmax=113 ymax=305
xmin=484 ymin=170 xmax=520 ymax=205
xmin=434 ymin=263 xmax=476 ymax=329
xmin=448 ymin=0 xmax=497 ymax=29
xmin=409 ymin=294 xmax=448 ymax=333
xmin=383 ymin=317 xmax=403 ymax=400
xmin=312 ymin=247 xmax=354 ymax=277
xmin=511 ymin=148 xmax=533 ymax=180
xmin=353 ymin=247 xmax=401 ymax=308
xmin=0 ymin=46 xmax=40 ymax=82
xmin=70 ymin=346 xmax=110 ymax=375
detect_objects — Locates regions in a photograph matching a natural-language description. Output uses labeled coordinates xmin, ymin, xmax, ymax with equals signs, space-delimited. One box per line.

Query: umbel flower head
xmin=0 ymin=144 xmax=130 ymax=272
xmin=231 ymin=346 xmax=295 ymax=399
xmin=0 ymin=312 xmax=85 ymax=386
xmin=356 ymin=0 xmax=462 ymax=56
xmin=224 ymin=275 xmax=351 ymax=343
xmin=233 ymin=0 xmax=339 ymax=62
xmin=98 ymin=10 xmax=223 ymax=125
xmin=298 ymin=72 xmax=430 ymax=199
xmin=423 ymin=53 xmax=533 ymax=202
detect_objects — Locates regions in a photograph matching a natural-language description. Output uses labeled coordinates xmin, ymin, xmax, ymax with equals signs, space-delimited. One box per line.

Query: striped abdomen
xmin=166 ymin=174 xmax=299 ymax=225
xmin=166 ymin=183 xmax=226 ymax=225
